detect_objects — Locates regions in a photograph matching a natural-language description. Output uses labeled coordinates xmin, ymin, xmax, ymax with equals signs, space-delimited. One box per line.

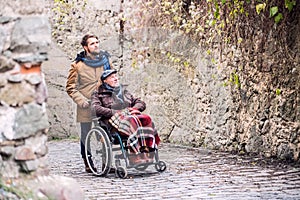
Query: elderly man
xmin=91 ymin=69 xmax=161 ymax=165
xmin=66 ymin=34 xmax=113 ymax=173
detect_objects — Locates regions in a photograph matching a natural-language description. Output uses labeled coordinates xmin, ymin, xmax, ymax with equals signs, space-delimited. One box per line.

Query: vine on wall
xmin=49 ymin=0 xmax=91 ymax=57
xmin=124 ymin=0 xmax=298 ymax=89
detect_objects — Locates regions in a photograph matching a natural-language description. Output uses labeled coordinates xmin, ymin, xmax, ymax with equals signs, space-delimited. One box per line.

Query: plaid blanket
xmin=109 ymin=109 xmax=160 ymax=154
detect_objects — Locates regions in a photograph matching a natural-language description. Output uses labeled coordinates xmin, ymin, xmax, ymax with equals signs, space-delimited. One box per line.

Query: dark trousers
xmin=80 ymin=122 xmax=92 ymax=159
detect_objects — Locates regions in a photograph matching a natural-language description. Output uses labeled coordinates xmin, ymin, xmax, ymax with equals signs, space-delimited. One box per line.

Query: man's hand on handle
xmin=81 ymin=101 xmax=90 ymax=109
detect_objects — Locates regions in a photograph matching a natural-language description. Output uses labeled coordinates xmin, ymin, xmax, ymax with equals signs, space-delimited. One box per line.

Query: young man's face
xmin=84 ymin=37 xmax=100 ymax=56
xmin=104 ymin=74 xmax=119 ymax=88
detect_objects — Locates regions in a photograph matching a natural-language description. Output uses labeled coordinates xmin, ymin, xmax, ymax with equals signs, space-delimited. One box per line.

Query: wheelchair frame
xmin=85 ymin=117 xmax=167 ymax=178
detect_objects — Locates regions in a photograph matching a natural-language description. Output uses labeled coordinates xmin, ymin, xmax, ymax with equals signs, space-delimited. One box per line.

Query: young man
xmin=66 ymin=34 xmax=113 ymax=173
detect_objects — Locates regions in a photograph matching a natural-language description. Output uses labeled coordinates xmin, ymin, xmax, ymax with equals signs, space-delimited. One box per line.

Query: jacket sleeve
xmin=124 ymin=90 xmax=146 ymax=112
xmin=66 ymin=63 xmax=88 ymax=107
xmin=91 ymin=91 xmax=116 ymax=118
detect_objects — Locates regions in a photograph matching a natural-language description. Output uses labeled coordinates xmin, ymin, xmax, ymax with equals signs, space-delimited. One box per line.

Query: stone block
xmin=0 ymin=146 xmax=15 ymax=157
xmin=12 ymin=103 xmax=49 ymax=139
xmin=10 ymin=16 xmax=50 ymax=62
xmin=15 ymin=146 xmax=36 ymax=161
xmin=25 ymin=134 xmax=48 ymax=156
xmin=0 ymin=73 xmax=7 ymax=87
xmin=0 ymin=55 xmax=15 ymax=73
xmin=0 ymin=159 xmax=20 ymax=178
xmin=7 ymin=73 xmax=23 ymax=83
xmin=0 ymin=106 xmax=16 ymax=141
xmin=0 ymin=81 xmax=35 ymax=107
xmin=20 ymin=159 xmax=39 ymax=172
xmin=25 ymin=73 xmax=42 ymax=85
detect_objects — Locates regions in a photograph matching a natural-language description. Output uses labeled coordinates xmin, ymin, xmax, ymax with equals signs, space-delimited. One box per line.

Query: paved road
xmin=48 ymin=140 xmax=300 ymax=200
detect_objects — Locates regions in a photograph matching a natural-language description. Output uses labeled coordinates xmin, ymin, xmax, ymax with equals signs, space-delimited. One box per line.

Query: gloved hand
xmin=128 ymin=107 xmax=141 ymax=115
xmin=81 ymin=101 xmax=90 ymax=109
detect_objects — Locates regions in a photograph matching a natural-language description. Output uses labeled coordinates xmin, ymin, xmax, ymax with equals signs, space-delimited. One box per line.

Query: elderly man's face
xmin=104 ymin=74 xmax=119 ymax=88
xmin=84 ymin=37 xmax=100 ymax=56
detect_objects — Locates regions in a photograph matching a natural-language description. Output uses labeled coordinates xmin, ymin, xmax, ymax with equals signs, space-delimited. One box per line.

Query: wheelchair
xmin=84 ymin=117 xmax=167 ymax=178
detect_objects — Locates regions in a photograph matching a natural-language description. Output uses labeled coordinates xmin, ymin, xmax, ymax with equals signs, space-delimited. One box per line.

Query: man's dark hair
xmin=81 ymin=34 xmax=98 ymax=47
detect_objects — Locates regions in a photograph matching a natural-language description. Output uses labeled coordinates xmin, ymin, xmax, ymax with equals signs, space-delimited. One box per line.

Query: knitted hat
xmin=101 ymin=69 xmax=117 ymax=81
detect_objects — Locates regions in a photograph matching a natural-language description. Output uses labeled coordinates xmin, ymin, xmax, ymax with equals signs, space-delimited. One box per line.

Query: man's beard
xmin=88 ymin=48 xmax=100 ymax=56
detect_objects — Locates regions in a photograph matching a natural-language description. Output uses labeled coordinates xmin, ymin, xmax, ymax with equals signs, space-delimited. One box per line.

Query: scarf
xmin=102 ymin=83 xmax=124 ymax=103
xmin=74 ymin=50 xmax=111 ymax=70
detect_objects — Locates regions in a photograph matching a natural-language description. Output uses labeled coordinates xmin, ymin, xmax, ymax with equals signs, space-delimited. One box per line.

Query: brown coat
xmin=66 ymin=61 xmax=113 ymax=122
xmin=91 ymin=84 xmax=146 ymax=124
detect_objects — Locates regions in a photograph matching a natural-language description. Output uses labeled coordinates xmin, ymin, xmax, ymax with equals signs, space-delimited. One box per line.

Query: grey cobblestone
xmin=48 ymin=140 xmax=300 ymax=200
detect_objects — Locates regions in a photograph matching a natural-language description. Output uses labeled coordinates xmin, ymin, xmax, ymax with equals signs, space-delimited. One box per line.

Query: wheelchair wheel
xmin=116 ymin=166 xmax=128 ymax=179
xmin=155 ymin=161 xmax=167 ymax=172
xmin=85 ymin=126 xmax=112 ymax=176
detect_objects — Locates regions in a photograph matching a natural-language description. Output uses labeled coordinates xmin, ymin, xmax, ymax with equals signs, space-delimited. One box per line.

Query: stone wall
xmin=121 ymin=1 xmax=300 ymax=162
xmin=0 ymin=0 xmax=84 ymax=199
xmin=0 ymin=0 xmax=50 ymax=179
xmin=45 ymin=0 xmax=299 ymax=162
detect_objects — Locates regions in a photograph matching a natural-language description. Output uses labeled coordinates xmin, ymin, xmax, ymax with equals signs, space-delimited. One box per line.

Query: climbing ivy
xmin=124 ymin=0 xmax=298 ymax=90
xmin=146 ymin=0 xmax=297 ymax=50
xmin=51 ymin=0 xmax=87 ymax=42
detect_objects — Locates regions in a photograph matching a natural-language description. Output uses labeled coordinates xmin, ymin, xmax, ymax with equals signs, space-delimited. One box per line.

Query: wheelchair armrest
xmin=92 ymin=117 xmax=102 ymax=125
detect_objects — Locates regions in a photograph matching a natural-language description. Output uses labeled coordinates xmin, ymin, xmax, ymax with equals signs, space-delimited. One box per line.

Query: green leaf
xmin=270 ymin=6 xmax=278 ymax=17
xmin=275 ymin=13 xmax=283 ymax=23
xmin=234 ymin=73 xmax=240 ymax=87
xmin=285 ymin=0 xmax=296 ymax=12
xmin=183 ymin=61 xmax=189 ymax=67
xmin=211 ymin=58 xmax=216 ymax=64
xmin=256 ymin=3 xmax=266 ymax=14
xmin=214 ymin=10 xmax=220 ymax=19
xmin=174 ymin=58 xmax=181 ymax=63
xmin=166 ymin=52 xmax=171 ymax=58
xmin=276 ymin=88 xmax=281 ymax=96
xmin=209 ymin=19 xmax=216 ymax=26
xmin=237 ymin=38 xmax=243 ymax=44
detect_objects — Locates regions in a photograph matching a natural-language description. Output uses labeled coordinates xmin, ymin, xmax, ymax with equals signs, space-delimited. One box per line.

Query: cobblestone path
xmin=48 ymin=140 xmax=300 ymax=200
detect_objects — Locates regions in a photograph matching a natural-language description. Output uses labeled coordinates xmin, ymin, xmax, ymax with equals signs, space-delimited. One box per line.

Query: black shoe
xmin=83 ymin=158 xmax=97 ymax=173
xmin=85 ymin=167 xmax=93 ymax=173
xmin=109 ymin=167 xmax=116 ymax=174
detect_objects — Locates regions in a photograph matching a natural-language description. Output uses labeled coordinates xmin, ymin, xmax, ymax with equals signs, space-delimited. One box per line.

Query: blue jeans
xmin=80 ymin=122 xmax=92 ymax=159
